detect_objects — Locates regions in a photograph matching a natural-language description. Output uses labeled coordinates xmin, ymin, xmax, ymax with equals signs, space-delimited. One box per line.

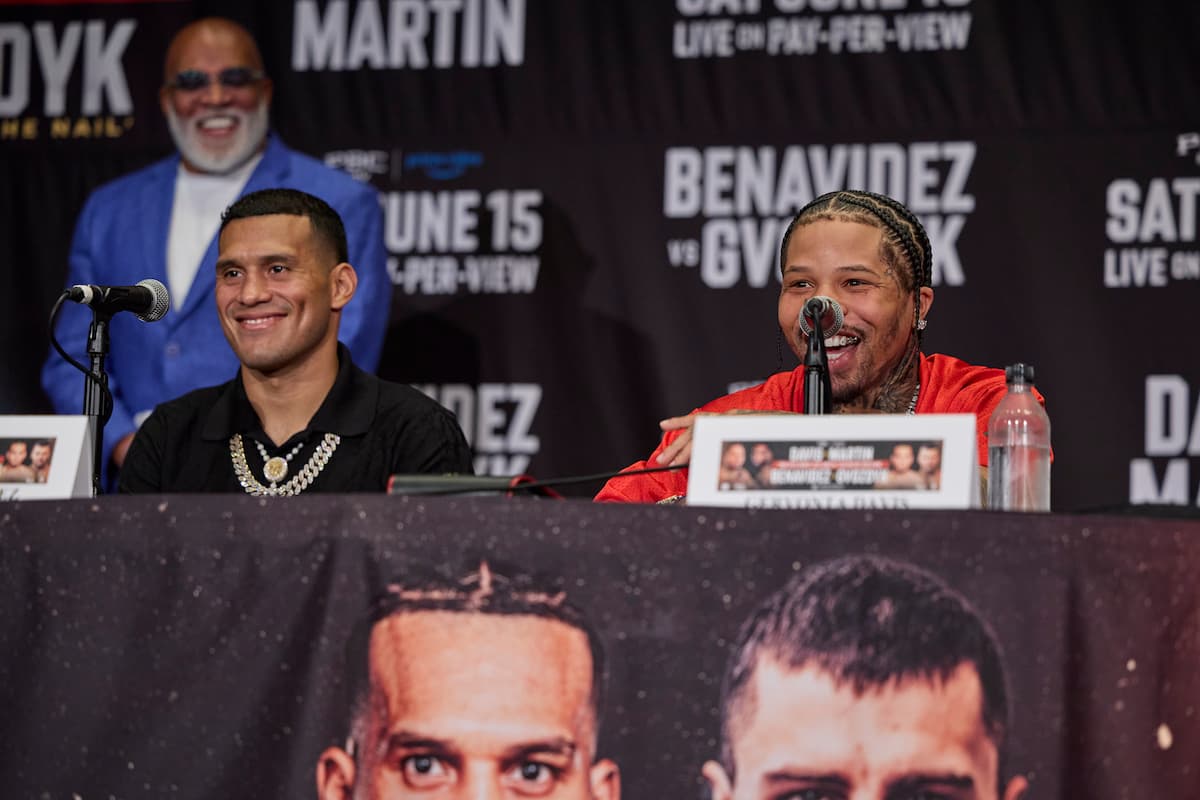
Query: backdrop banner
xmin=1 ymin=496 xmax=1198 ymax=799
xmin=4 ymin=0 xmax=1200 ymax=509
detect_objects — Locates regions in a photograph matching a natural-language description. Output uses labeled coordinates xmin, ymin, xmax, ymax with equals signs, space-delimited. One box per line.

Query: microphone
xmin=67 ymin=279 xmax=169 ymax=322
xmin=800 ymin=296 xmax=840 ymax=414
xmin=798 ymin=296 xmax=844 ymax=338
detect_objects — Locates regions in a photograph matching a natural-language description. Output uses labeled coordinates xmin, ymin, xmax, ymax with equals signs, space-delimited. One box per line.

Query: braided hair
xmin=778 ymin=190 xmax=933 ymax=410
xmin=778 ymin=189 xmax=932 ymax=342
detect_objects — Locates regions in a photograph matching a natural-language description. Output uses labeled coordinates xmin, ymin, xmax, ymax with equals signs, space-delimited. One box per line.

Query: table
xmin=1 ymin=495 xmax=1197 ymax=798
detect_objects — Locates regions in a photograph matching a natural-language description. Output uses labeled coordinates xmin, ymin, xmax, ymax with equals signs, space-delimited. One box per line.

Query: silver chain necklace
xmin=229 ymin=433 xmax=341 ymax=496
xmin=906 ymin=382 xmax=921 ymax=415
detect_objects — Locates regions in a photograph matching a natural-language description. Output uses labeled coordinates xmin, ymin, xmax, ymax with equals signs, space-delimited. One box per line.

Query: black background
xmin=2 ymin=0 xmax=1199 ymax=507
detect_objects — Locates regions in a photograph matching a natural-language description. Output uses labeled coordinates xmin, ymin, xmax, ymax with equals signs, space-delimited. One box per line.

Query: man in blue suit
xmin=42 ymin=17 xmax=389 ymax=482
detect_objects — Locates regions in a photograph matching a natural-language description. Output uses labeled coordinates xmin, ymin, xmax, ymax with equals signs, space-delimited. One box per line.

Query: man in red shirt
xmin=596 ymin=190 xmax=1041 ymax=504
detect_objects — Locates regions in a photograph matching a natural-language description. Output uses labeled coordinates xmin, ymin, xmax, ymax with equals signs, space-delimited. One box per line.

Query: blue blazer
xmin=42 ymin=135 xmax=390 ymax=476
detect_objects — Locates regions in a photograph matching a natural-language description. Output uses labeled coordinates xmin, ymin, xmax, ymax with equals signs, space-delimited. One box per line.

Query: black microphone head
xmin=136 ymin=279 xmax=170 ymax=322
xmin=798 ymin=296 xmax=844 ymax=338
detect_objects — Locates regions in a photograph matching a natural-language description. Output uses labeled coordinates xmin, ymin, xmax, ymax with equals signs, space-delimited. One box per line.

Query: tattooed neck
xmin=833 ymin=351 xmax=920 ymax=415
xmin=872 ymin=370 xmax=920 ymax=413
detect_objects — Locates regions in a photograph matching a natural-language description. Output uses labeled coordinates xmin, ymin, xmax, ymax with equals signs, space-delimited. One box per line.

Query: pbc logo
xmin=324 ymin=149 xmax=391 ymax=182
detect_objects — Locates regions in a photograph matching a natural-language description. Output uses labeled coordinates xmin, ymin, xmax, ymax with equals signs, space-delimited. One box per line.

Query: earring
xmin=916 ymin=319 xmax=927 ymax=331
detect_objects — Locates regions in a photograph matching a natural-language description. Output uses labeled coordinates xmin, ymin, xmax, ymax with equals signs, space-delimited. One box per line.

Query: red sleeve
xmin=594 ymin=428 xmax=690 ymax=503
xmin=918 ymin=354 xmax=1047 ymax=466
xmin=594 ymin=371 xmax=799 ymax=503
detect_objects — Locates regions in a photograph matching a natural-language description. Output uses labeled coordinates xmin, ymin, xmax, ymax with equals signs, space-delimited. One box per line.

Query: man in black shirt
xmin=119 ymin=188 xmax=471 ymax=494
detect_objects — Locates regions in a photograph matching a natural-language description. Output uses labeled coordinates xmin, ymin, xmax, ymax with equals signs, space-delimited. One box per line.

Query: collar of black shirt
xmin=198 ymin=344 xmax=378 ymax=449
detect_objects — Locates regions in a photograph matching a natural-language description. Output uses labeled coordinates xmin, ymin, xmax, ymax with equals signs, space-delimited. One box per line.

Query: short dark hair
xmin=342 ymin=561 xmax=607 ymax=751
xmin=779 ymin=190 xmax=933 ymax=343
xmin=716 ymin=555 xmax=1010 ymax=778
xmin=220 ymin=188 xmax=348 ymax=263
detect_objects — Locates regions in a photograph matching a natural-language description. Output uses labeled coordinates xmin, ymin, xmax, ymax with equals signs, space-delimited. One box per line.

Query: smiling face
xmin=160 ymin=20 xmax=272 ymax=173
xmin=706 ymin=660 xmax=1022 ymax=800
xmin=778 ymin=220 xmax=933 ymax=409
xmin=215 ymin=214 xmax=353 ymax=379
xmin=317 ymin=611 xmax=619 ymax=800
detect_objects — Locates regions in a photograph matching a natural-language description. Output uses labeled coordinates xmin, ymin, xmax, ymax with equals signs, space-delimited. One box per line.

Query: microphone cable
xmin=387 ymin=462 xmax=690 ymax=498
xmin=48 ymin=292 xmax=113 ymax=427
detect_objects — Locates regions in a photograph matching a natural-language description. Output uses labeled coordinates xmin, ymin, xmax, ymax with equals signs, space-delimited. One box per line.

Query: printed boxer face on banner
xmin=918 ymin=444 xmax=942 ymax=476
xmin=889 ymin=443 xmax=916 ymax=472
xmin=704 ymin=660 xmax=1024 ymax=800
xmin=160 ymin=21 xmax=272 ymax=174
xmin=30 ymin=442 xmax=52 ymax=469
xmin=721 ymin=443 xmax=746 ymax=476
xmin=215 ymin=214 xmax=354 ymax=377
xmin=750 ymin=444 xmax=773 ymax=468
xmin=4 ymin=441 xmax=28 ymax=467
xmin=779 ymin=220 xmax=933 ymax=407
xmin=317 ymin=611 xmax=619 ymax=800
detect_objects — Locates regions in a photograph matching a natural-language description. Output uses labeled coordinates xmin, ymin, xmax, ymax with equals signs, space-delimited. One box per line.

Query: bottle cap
xmin=1005 ymin=363 xmax=1035 ymax=384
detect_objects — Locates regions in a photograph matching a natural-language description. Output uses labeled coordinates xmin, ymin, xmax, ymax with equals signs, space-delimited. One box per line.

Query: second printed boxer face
xmin=711 ymin=659 xmax=1009 ymax=800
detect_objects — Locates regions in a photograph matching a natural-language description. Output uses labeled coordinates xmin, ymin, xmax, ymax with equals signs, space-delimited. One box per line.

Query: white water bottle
xmin=987 ymin=364 xmax=1051 ymax=511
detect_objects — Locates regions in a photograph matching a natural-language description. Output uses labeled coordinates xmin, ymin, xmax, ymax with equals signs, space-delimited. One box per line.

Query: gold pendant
xmin=263 ymin=456 xmax=289 ymax=483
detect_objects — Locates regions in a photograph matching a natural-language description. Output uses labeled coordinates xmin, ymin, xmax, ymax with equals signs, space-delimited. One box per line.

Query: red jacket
xmin=595 ymin=353 xmax=1041 ymax=503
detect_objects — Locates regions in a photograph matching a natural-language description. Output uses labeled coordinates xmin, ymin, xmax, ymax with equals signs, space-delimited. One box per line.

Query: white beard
xmin=166 ymin=99 xmax=269 ymax=174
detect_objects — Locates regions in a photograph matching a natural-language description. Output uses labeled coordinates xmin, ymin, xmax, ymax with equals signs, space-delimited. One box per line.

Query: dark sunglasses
xmin=167 ymin=67 xmax=265 ymax=92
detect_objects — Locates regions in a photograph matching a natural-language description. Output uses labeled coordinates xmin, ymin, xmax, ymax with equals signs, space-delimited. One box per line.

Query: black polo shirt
xmin=119 ymin=347 xmax=472 ymax=493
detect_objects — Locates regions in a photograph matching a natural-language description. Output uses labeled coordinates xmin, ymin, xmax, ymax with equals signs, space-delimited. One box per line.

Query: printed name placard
xmin=0 ymin=416 xmax=92 ymax=501
xmin=687 ymin=414 xmax=978 ymax=509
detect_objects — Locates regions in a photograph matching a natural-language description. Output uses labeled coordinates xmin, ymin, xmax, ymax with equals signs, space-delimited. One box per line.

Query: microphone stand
xmin=83 ymin=311 xmax=112 ymax=497
xmin=802 ymin=304 xmax=833 ymax=414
